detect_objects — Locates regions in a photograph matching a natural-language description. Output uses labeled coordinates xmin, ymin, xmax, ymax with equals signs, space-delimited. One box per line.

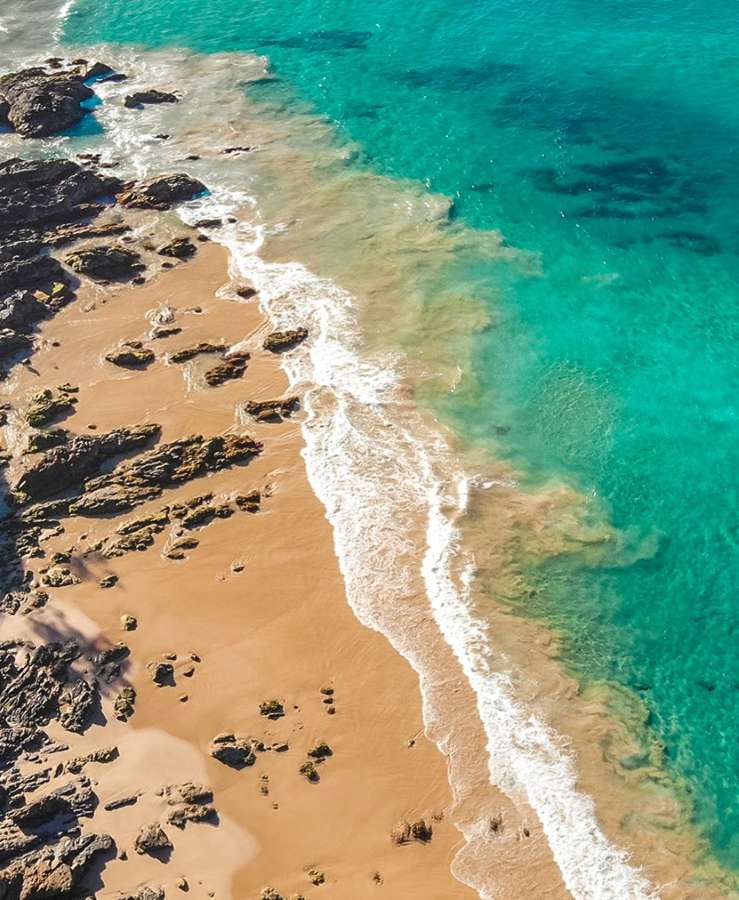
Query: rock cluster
xmin=0 ymin=64 xmax=97 ymax=138
xmin=243 ymin=396 xmax=299 ymax=422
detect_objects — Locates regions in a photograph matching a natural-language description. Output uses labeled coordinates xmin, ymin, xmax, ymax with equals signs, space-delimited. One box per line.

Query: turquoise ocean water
xmin=63 ymin=0 xmax=739 ymax=876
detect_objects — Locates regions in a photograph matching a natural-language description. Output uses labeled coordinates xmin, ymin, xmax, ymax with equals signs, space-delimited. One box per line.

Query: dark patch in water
xmin=574 ymin=206 xmax=638 ymax=220
xmin=261 ymin=30 xmax=373 ymax=52
xmin=398 ymin=60 xmax=518 ymax=91
xmin=469 ymin=181 xmax=497 ymax=193
xmin=659 ymin=231 xmax=721 ymax=256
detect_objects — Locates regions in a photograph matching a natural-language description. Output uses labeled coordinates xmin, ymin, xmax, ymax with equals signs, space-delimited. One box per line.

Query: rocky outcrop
xmin=0 ymin=291 xmax=48 ymax=332
xmin=209 ymin=733 xmax=258 ymax=769
xmin=118 ymin=174 xmax=207 ymax=211
xmin=263 ymin=327 xmax=308 ymax=353
xmin=104 ymin=341 xmax=155 ymax=368
xmin=66 ymin=432 xmax=262 ymax=517
xmin=134 ymin=823 xmax=172 ymax=858
xmin=157 ymin=237 xmax=196 ymax=259
xmin=0 ymin=158 xmax=121 ymax=238
xmin=14 ymin=424 xmax=161 ymax=503
xmin=203 ymin=351 xmax=249 ymax=386
xmin=65 ymin=245 xmax=145 ymax=282
xmin=0 ymin=67 xmax=94 ymax=138
xmin=169 ymin=341 xmax=226 ymax=363
xmin=124 ymin=89 xmax=179 ymax=108
xmin=25 ymin=386 xmax=78 ymax=427
xmin=243 ymin=397 xmax=299 ymax=422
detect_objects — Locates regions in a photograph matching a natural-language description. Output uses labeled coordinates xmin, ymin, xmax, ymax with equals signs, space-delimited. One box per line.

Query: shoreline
xmin=0 ymin=39 xmax=737 ymax=900
xmin=0 ymin=242 xmax=487 ymax=898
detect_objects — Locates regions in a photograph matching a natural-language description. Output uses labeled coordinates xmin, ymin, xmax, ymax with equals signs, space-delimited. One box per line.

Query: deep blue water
xmin=65 ymin=0 xmax=739 ymax=872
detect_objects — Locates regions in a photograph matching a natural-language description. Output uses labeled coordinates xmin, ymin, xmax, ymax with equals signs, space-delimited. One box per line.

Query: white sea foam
xmin=2 ymin=31 xmax=661 ymax=898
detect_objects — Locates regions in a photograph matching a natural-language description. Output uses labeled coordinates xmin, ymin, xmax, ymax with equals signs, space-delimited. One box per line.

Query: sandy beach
xmin=0 ymin=241 xmax=495 ymax=899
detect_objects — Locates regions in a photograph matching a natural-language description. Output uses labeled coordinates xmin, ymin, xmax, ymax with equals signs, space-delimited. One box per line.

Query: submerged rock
xmin=124 ymin=89 xmax=179 ymax=108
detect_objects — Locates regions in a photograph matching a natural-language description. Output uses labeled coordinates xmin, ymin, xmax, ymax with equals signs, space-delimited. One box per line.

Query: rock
xmin=68 ymin=432 xmax=262 ymax=518
xmin=114 ymin=686 xmax=136 ymax=721
xmin=118 ymin=888 xmax=165 ymax=900
xmin=167 ymin=803 xmax=216 ymax=828
xmin=176 ymin=876 xmax=189 ymax=891
xmin=259 ymin=699 xmax=284 ymax=720
xmin=64 ymin=745 xmax=118 ymax=774
xmin=99 ymin=574 xmax=118 ymax=589
xmin=193 ymin=217 xmax=222 ymax=229
xmin=298 ymin=761 xmax=319 ymax=783
xmin=14 ymin=424 xmax=160 ymax=502
xmin=164 ymin=783 xmax=213 ymax=806
xmin=308 ymin=869 xmax=325 ymax=886
xmin=169 ymin=341 xmax=226 ymax=363
xmin=0 ymin=290 xmax=48 ymax=331
xmin=203 ymin=351 xmax=249 ymax=386
xmin=65 ymin=245 xmax=145 ymax=281
xmin=157 ymin=237 xmax=196 ymax=259
xmin=104 ymin=793 xmax=139 ymax=811
xmin=261 ymin=889 xmax=284 ymax=900
xmin=134 ymin=823 xmax=172 ymax=857
xmin=118 ymin=174 xmax=207 ymax=211
xmin=40 ymin=566 xmax=80 ymax=588
xmin=0 ymin=158 xmax=120 ymax=235
xmin=0 ymin=67 xmax=94 ymax=138
xmin=48 ymin=221 xmax=131 ymax=247
xmin=391 ymin=818 xmax=433 ymax=844
xmin=243 ymin=397 xmax=299 ymax=422
xmin=58 ymin=678 xmax=97 ymax=732
xmin=121 ymin=614 xmax=137 ymax=631
xmin=24 ymin=429 xmax=69 ymax=455
xmin=235 ymin=286 xmax=257 ymax=299
xmin=208 ymin=733 xmax=257 ymax=769
xmin=124 ymin=89 xmax=179 ymax=108
xmin=307 ymin=741 xmax=332 ymax=760
xmin=235 ymin=491 xmax=260 ymax=513
xmin=105 ymin=341 xmax=155 ymax=368
xmin=0 ymin=328 xmax=32 ymax=361
xmin=25 ymin=386 xmax=77 ymax=428
xmin=263 ymin=328 xmax=308 ymax=353
xmin=151 ymin=662 xmax=174 ymax=686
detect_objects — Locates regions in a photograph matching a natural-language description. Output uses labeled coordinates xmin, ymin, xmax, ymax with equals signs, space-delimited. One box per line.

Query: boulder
xmin=157 ymin=237 xmax=196 ymax=259
xmin=65 ymin=245 xmax=145 ymax=281
xmin=105 ymin=342 xmax=155 ymax=368
xmin=124 ymin=89 xmax=179 ymax=108
xmin=0 ymin=67 xmax=94 ymax=138
xmin=134 ymin=823 xmax=172 ymax=857
xmin=209 ymin=733 xmax=257 ymax=769
xmin=25 ymin=386 xmax=78 ymax=427
xmin=203 ymin=351 xmax=249 ymax=386
xmin=263 ymin=327 xmax=308 ymax=353
xmin=243 ymin=397 xmax=299 ymax=422
xmin=118 ymin=173 xmax=207 ymax=211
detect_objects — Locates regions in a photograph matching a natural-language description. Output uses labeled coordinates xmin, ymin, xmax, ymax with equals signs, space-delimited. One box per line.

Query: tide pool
xmin=65 ymin=0 xmax=739 ymax=873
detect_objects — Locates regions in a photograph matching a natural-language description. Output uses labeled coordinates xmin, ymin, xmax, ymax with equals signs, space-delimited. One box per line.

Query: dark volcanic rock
xmin=0 ymin=329 xmax=32 ymax=361
xmin=65 ymin=245 xmax=145 ymax=281
xmin=104 ymin=342 xmax=155 ymax=368
xmin=124 ymin=89 xmax=179 ymax=108
xmin=157 ymin=237 xmax=196 ymax=259
xmin=48 ymin=221 xmax=131 ymax=248
xmin=203 ymin=351 xmax=249 ymax=386
xmin=0 ymin=291 xmax=48 ymax=331
xmin=14 ymin=424 xmax=161 ymax=503
xmin=57 ymin=679 xmax=98 ymax=734
xmin=118 ymin=173 xmax=207 ymax=211
xmin=0 ymin=254 xmax=67 ymax=300
xmin=0 ymin=67 xmax=94 ymax=138
xmin=263 ymin=327 xmax=308 ymax=353
xmin=0 ymin=158 xmax=120 ymax=234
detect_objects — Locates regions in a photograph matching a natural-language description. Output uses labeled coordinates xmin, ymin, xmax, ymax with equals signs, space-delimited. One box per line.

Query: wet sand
xmin=1 ymin=243 xmax=503 ymax=899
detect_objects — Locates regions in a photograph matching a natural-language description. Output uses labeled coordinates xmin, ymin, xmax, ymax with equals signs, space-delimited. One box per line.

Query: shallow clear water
xmin=59 ymin=0 xmax=739 ymax=875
